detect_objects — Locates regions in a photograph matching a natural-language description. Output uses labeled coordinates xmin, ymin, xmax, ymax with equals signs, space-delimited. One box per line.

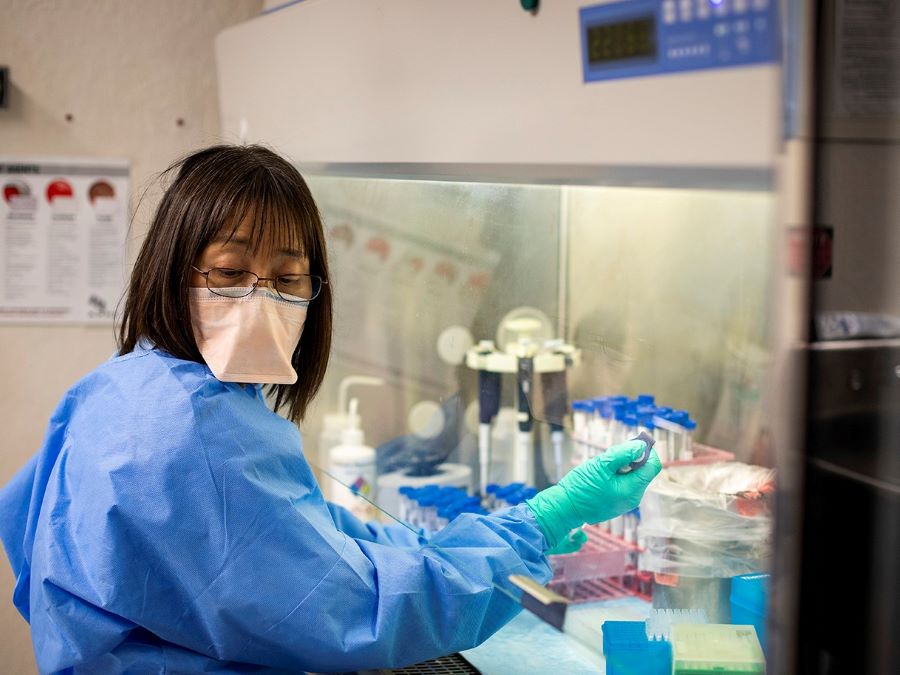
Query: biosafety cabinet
xmin=217 ymin=1 xmax=899 ymax=673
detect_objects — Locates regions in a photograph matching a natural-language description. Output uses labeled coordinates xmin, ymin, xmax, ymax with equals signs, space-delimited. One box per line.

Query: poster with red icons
xmin=0 ymin=157 xmax=129 ymax=324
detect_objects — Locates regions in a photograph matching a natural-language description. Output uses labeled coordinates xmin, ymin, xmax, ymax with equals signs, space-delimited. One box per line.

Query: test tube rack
xmin=550 ymin=570 xmax=654 ymax=605
xmin=549 ymin=524 xmax=652 ymax=604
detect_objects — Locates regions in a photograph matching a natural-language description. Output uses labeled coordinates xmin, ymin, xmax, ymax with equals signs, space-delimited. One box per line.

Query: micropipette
xmin=477 ymin=369 xmax=501 ymax=494
xmin=541 ymin=370 xmax=569 ymax=482
xmin=515 ymin=355 xmax=535 ymax=485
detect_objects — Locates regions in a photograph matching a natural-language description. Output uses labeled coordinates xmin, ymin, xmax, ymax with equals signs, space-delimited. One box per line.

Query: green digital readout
xmin=586 ymin=16 xmax=657 ymax=65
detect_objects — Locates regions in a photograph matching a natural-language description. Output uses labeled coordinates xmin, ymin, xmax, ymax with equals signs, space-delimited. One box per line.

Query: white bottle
xmin=328 ymin=398 xmax=377 ymax=521
xmin=317 ymin=375 xmax=383 ymax=496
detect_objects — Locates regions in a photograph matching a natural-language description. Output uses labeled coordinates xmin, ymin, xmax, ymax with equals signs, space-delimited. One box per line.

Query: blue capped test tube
xmin=572 ymin=400 xmax=592 ymax=464
xmin=398 ymin=486 xmax=414 ymax=522
xmin=683 ymin=417 xmax=697 ymax=460
xmin=484 ymin=483 xmax=500 ymax=510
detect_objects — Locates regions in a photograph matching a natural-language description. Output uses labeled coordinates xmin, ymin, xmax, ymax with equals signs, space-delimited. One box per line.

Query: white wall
xmin=0 ymin=1 xmax=261 ymax=671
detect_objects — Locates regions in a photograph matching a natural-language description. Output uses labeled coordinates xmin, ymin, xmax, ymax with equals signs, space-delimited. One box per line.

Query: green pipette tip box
xmin=672 ymin=624 xmax=766 ymax=674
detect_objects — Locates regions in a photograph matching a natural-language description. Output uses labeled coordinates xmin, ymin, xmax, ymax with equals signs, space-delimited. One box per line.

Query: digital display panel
xmin=586 ymin=16 xmax=657 ymax=65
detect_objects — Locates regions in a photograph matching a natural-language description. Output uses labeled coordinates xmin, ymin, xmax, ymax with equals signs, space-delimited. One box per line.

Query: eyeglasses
xmin=192 ymin=266 xmax=326 ymax=303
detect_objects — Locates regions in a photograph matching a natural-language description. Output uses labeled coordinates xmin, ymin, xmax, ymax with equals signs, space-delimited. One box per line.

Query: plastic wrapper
xmin=815 ymin=310 xmax=900 ymax=340
xmin=640 ymin=535 xmax=771 ymax=578
xmin=639 ymin=462 xmax=774 ymax=578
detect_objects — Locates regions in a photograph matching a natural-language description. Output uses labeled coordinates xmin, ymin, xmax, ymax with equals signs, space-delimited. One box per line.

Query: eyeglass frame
xmin=191 ymin=265 xmax=327 ymax=303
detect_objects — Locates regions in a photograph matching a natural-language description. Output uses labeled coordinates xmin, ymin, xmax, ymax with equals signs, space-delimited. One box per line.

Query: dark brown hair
xmin=117 ymin=144 xmax=332 ymax=422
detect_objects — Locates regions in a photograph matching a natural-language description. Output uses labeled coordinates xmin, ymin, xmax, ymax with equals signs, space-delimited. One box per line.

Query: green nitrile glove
xmin=526 ymin=440 xmax=662 ymax=550
xmin=546 ymin=527 xmax=589 ymax=555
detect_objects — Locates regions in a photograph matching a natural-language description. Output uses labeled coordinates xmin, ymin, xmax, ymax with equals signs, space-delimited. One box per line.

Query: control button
xmin=734 ymin=0 xmax=748 ymax=12
xmin=734 ymin=19 xmax=750 ymax=33
xmin=754 ymin=16 xmax=768 ymax=31
xmin=663 ymin=0 xmax=677 ymax=23
xmin=680 ymin=0 xmax=693 ymax=21
xmin=736 ymin=35 xmax=751 ymax=53
xmin=697 ymin=0 xmax=711 ymax=19
xmin=714 ymin=22 xmax=730 ymax=37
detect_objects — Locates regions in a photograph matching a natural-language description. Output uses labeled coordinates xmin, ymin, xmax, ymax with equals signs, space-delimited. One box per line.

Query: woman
xmin=0 ymin=145 xmax=661 ymax=674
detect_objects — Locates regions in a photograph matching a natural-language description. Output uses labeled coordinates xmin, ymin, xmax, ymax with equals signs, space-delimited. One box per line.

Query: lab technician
xmin=0 ymin=145 xmax=661 ymax=674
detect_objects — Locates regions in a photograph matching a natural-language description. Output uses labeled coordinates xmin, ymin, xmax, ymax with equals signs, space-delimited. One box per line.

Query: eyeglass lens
xmin=206 ymin=268 xmax=320 ymax=301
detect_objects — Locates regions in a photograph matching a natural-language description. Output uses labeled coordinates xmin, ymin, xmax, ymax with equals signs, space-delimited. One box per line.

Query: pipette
xmin=541 ymin=370 xmax=569 ymax=482
xmin=515 ymin=355 xmax=535 ymax=485
xmin=477 ymin=369 xmax=502 ymax=494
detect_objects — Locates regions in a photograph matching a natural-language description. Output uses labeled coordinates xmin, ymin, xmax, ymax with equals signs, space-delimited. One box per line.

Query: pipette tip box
xmin=671 ymin=623 xmax=766 ymax=674
xmin=602 ymin=620 xmax=671 ymax=675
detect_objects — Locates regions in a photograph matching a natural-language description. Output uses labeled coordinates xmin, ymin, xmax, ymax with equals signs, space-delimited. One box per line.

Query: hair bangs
xmin=215 ymin=168 xmax=314 ymax=262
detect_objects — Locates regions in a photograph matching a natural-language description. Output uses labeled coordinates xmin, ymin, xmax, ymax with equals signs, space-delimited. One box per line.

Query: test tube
xmin=589 ymin=397 xmax=607 ymax=455
xmin=635 ymin=508 xmax=646 ymax=549
xmin=682 ymin=417 xmax=697 ymax=460
xmin=671 ymin=410 xmax=691 ymax=462
xmin=623 ymin=509 xmax=638 ymax=545
xmin=495 ymin=482 xmax=525 ymax=509
xmin=409 ymin=488 xmax=430 ymax=528
xmin=611 ymin=403 xmax=627 ymax=446
xmin=652 ymin=412 xmax=679 ymax=464
xmin=418 ymin=491 xmax=441 ymax=532
xmin=623 ymin=413 xmax=639 ymax=447
xmin=571 ymin=400 xmax=591 ymax=464
xmin=637 ymin=394 xmax=655 ymax=407
xmin=624 ymin=511 xmax=638 ymax=566
xmin=433 ymin=487 xmax=461 ymax=513
xmin=509 ymin=488 xmax=528 ymax=506
xmin=638 ymin=411 xmax=655 ymax=439
xmin=484 ymin=483 xmax=500 ymax=510
xmin=406 ymin=488 xmax=422 ymax=527
xmin=506 ymin=484 xmax=529 ymax=507
xmin=610 ymin=515 xmax=625 ymax=539
xmin=435 ymin=506 xmax=452 ymax=531
xmin=398 ymin=486 xmax=413 ymax=522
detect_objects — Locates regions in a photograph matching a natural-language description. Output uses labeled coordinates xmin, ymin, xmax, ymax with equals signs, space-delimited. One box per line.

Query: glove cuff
xmin=525 ymin=484 xmax=579 ymax=550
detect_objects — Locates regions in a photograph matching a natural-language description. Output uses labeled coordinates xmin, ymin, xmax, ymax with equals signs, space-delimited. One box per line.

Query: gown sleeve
xmin=325 ymin=500 xmax=426 ymax=548
xmin=51 ymin=377 xmax=552 ymax=673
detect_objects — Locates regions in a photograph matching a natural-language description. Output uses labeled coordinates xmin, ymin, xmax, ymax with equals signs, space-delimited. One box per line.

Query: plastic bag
xmin=640 ymin=535 xmax=771 ymax=578
xmin=639 ymin=462 xmax=774 ymax=577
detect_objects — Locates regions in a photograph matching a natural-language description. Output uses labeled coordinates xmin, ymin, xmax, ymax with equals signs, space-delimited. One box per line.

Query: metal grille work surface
xmin=369 ymin=653 xmax=481 ymax=674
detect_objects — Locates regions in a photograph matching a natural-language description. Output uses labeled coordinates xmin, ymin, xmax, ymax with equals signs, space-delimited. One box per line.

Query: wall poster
xmin=0 ymin=156 xmax=129 ymax=324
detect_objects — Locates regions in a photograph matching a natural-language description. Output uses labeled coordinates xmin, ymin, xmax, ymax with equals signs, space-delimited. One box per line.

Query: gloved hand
xmin=526 ymin=440 xmax=662 ymax=550
xmin=546 ymin=527 xmax=589 ymax=555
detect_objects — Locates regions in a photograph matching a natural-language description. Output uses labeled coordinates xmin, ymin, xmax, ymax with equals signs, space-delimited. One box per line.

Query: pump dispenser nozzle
xmin=341 ymin=398 xmax=365 ymax=446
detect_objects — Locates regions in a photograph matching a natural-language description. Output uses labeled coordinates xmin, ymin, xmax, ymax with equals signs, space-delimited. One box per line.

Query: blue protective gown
xmin=0 ymin=344 xmax=551 ymax=674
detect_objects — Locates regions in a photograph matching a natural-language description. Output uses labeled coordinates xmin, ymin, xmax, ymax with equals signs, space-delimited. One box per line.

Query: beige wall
xmin=0 ymin=1 xmax=261 ymax=670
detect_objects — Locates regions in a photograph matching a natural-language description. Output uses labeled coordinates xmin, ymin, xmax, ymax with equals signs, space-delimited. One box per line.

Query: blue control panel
xmin=580 ymin=0 xmax=780 ymax=83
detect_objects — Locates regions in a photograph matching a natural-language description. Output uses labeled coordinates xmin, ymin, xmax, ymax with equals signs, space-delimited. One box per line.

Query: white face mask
xmin=189 ymin=287 xmax=308 ymax=384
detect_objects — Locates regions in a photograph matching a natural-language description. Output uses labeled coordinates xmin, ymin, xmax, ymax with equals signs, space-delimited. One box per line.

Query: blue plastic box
xmin=730 ymin=574 xmax=769 ymax=653
xmin=602 ymin=620 xmax=671 ymax=675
